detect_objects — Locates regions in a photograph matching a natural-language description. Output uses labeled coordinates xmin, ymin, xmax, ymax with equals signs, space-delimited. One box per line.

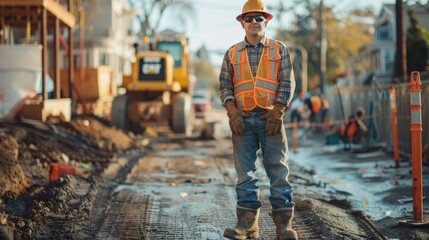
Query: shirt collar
xmin=239 ymin=36 xmax=268 ymax=50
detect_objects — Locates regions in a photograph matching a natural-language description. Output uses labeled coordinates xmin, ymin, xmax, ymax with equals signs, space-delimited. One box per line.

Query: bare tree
xmin=129 ymin=0 xmax=195 ymax=37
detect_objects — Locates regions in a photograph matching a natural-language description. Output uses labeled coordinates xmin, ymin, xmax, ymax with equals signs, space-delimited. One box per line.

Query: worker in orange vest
xmin=320 ymin=96 xmax=330 ymax=125
xmin=304 ymin=94 xmax=322 ymax=125
xmin=340 ymin=107 xmax=367 ymax=151
xmin=289 ymin=92 xmax=306 ymax=123
xmin=218 ymin=0 xmax=297 ymax=239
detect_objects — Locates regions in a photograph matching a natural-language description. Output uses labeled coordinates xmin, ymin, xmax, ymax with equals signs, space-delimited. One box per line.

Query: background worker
xmin=304 ymin=93 xmax=322 ymax=125
xmin=218 ymin=0 xmax=297 ymax=239
xmin=320 ymin=95 xmax=330 ymax=124
xmin=289 ymin=92 xmax=306 ymax=124
xmin=340 ymin=107 xmax=368 ymax=151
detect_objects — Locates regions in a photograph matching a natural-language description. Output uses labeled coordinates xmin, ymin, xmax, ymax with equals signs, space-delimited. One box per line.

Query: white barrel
xmin=0 ymin=45 xmax=42 ymax=119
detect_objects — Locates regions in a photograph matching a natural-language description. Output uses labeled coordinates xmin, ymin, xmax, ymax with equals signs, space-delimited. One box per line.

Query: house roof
xmin=0 ymin=0 xmax=75 ymax=28
xmin=375 ymin=3 xmax=429 ymax=30
xmin=375 ymin=4 xmax=395 ymax=27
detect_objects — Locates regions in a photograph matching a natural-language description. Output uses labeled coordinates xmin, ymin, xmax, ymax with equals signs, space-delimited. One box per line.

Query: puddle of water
xmin=290 ymin=141 xmax=424 ymax=221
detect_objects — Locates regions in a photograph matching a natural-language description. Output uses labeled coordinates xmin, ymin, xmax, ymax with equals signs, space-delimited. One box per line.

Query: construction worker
xmin=304 ymin=94 xmax=322 ymax=124
xmin=218 ymin=0 xmax=297 ymax=239
xmin=320 ymin=96 xmax=329 ymax=123
xmin=290 ymin=92 xmax=306 ymax=124
xmin=340 ymin=107 xmax=368 ymax=151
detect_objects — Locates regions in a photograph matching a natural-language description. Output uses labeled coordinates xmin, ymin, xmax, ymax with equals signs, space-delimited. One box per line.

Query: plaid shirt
xmin=219 ymin=37 xmax=295 ymax=108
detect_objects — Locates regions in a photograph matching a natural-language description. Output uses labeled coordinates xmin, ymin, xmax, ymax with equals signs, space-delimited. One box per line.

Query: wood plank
xmin=54 ymin=18 xmax=60 ymax=99
xmin=41 ymin=7 xmax=48 ymax=100
xmin=43 ymin=0 xmax=75 ymax=27
xmin=0 ymin=0 xmax=42 ymax=6
xmin=0 ymin=0 xmax=75 ymax=27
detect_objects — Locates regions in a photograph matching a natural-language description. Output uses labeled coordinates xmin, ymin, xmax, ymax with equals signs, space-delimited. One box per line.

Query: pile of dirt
xmin=56 ymin=115 xmax=133 ymax=152
xmin=0 ymin=176 xmax=101 ymax=239
xmin=0 ymin=115 xmax=135 ymax=201
xmin=0 ymin=134 xmax=31 ymax=199
xmin=0 ymin=115 xmax=137 ymax=239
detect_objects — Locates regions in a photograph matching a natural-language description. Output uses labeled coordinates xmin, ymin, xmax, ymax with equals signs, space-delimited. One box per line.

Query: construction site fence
xmin=319 ymin=78 xmax=429 ymax=158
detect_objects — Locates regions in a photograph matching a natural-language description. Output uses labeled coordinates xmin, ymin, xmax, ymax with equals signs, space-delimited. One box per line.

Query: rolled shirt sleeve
xmin=218 ymin=49 xmax=236 ymax=106
xmin=276 ymin=42 xmax=295 ymax=106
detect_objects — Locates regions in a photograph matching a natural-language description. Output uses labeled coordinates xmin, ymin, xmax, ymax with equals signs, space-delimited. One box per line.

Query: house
xmin=61 ymin=0 xmax=137 ymax=86
xmin=349 ymin=3 xmax=429 ymax=85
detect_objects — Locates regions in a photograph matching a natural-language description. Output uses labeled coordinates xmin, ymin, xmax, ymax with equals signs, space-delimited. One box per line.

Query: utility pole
xmin=319 ymin=0 xmax=327 ymax=93
xmin=395 ymin=0 xmax=407 ymax=82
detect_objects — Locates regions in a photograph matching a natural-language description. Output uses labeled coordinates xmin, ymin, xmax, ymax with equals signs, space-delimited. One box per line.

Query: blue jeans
xmin=232 ymin=111 xmax=294 ymax=210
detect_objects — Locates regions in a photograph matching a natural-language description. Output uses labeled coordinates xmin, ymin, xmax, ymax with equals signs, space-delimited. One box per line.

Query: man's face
xmin=241 ymin=13 xmax=268 ymax=36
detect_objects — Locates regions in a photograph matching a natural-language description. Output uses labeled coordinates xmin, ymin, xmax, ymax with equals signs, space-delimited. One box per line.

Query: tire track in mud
xmin=91 ymin=136 xmax=388 ymax=240
xmin=215 ymin=147 xmax=386 ymax=240
xmin=293 ymin=198 xmax=327 ymax=240
xmin=353 ymin=210 xmax=388 ymax=240
xmin=91 ymin=138 xmax=239 ymax=239
xmin=220 ymin=152 xmax=323 ymax=239
xmin=95 ymin=188 xmax=151 ymax=240
xmin=117 ymin=138 xmax=238 ymax=239
xmin=89 ymin=152 xmax=149 ymax=240
xmin=142 ymin=184 xmax=236 ymax=239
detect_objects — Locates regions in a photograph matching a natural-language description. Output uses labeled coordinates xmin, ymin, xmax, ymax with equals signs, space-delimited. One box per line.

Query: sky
xmin=150 ymin=0 xmax=402 ymax=62
xmin=158 ymin=0 xmax=397 ymax=61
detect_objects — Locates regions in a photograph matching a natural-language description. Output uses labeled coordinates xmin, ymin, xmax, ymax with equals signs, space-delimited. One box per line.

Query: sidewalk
xmin=289 ymin=130 xmax=429 ymax=239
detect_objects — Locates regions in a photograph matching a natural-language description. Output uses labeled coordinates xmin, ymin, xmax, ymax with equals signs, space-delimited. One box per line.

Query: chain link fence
xmin=325 ymin=77 xmax=429 ymax=158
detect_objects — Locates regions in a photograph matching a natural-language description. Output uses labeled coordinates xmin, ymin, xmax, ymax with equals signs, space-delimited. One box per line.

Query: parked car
xmin=192 ymin=89 xmax=212 ymax=118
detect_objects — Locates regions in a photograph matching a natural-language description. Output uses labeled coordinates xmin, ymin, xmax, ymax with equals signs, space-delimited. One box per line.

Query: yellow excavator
xmin=111 ymin=30 xmax=195 ymax=136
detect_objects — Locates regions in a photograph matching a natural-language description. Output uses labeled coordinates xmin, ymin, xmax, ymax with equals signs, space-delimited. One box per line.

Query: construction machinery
xmin=112 ymin=30 xmax=195 ymax=136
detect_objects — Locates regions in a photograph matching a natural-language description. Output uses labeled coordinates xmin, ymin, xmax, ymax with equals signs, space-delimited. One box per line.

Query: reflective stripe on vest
xmin=228 ymin=38 xmax=281 ymax=110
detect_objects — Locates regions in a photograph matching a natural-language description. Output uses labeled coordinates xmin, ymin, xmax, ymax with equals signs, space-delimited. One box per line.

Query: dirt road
xmin=1 ymin=113 xmax=429 ymax=239
xmin=91 ymin=121 xmax=398 ymax=240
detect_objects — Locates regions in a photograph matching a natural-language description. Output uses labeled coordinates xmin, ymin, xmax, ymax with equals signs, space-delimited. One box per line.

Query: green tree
xmin=193 ymin=59 xmax=218 ymax=91
xmin=129 ymin=0 xmax=195 ymax=37
xmin=406 ymin=9 xmax=429 ymax=73
xmin=274 ymin=3 xmax=373 ymax=90
xmin=193 ymin=48 xmax=217 ymax=91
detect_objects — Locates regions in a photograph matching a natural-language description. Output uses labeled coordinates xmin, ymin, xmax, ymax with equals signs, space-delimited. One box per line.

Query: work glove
xmin=225 ymin=101 xmax=250 ymax=134
xmin=260 ymin=102 xmax=285 ymax=135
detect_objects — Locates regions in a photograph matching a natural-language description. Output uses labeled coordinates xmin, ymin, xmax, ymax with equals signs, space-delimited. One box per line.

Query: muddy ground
xmin=0 ymin=114 xmax=429 ymax=239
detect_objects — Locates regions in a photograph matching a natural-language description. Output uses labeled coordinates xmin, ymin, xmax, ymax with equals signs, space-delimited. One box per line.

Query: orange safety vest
xmin=310 ymin=96 xmax=322 ymax=113
xmin=340 ymin=118 xmax=358 ymax=142
xmin=228 ymin=38 xmax=281 ymax=110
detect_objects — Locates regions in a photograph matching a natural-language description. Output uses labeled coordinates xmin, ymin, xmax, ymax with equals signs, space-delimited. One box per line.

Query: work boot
xmin=271 ymin=207 xmax=298 ymax=240
xmin=223 ymin=206 xmax=260 ymax=239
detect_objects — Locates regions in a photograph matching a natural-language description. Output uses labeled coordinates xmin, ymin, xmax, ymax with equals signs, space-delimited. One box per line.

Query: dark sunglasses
xmin=243 ymin=15 xmax=265 ymax=23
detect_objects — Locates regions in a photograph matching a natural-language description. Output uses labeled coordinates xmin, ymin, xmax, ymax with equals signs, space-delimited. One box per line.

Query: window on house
xmin=374 ymin=51 xmax=380 ymax=71
xmin=377 ymin=24 xmax=392 ymax=41
xmin=63 ymin=55 xmax=69 ymax=67
xmin=384 ymin=50 xmax=394 ymax=72
xmin=99 ymin=52 xmax=110 ymax=66
xmin=126 ymin=19 xmax=134 ymax=36
xmin=74 ymin=55 xmax=80 ymax=68
xmin=72 ymin=52 xmax=88 ymax=68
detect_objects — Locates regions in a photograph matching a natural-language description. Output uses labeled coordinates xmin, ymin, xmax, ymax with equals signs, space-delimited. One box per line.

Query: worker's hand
xmin=225 ymin=102 xmax=250 ymax=134
xmin=260 ymin=102 xmax=285 ymax=135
